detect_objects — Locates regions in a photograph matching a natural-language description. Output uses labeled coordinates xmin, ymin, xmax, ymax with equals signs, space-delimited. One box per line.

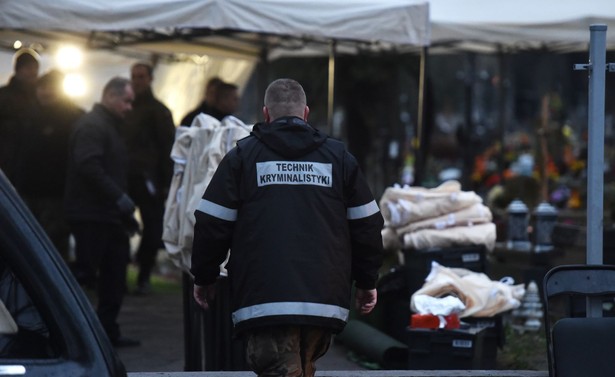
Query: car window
xmin=0 ymin=260 xmax=56 ymax=359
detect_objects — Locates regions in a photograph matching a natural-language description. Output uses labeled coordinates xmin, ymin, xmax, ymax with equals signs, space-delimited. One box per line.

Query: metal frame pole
xmin=327 ymin=41 xmax=336 ymax=130
xmin=574 ymin=24 xmax=609 ymax=318
xmin=414 ymin=46 xmax=428 ymax=185
xmin=586 ymin=25 xmax=607 ymax=267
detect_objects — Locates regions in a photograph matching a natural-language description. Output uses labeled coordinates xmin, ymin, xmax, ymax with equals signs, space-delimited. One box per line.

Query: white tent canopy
xmin=429 ymin=0 xmax=615 ymax=52
xmin=0 ymin=0 xmax=430 ymax=48
xmin=0 ymin=0 xmax=430 ymax=122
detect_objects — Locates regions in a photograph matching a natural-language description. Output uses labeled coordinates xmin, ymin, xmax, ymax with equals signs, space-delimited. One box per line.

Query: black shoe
xmin=111 ymin=336 xmax=141 ymax=348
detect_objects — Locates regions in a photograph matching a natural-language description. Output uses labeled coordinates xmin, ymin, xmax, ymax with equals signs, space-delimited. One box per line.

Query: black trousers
xmin=70 ymin=222 xmax=129 ymax=341
xmin=129 ymin=175 xmax=164 ymax=286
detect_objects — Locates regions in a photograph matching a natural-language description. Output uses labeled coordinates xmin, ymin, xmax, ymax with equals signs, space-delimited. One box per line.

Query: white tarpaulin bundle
xmin=380 ymin=180 xmax=496 ymax=251
xmin=411 ymin=262 xmax=526 ymax=318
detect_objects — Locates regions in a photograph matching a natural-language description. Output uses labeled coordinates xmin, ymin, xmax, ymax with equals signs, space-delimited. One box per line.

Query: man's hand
xmin=193 ymin=284 xmax=216 ymax=310
xmin=355 ymin=288 xmax=377 ymax=315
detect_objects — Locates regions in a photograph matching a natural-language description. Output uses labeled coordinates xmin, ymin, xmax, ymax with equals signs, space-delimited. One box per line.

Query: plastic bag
xmin=410 ymin=262 xmax=525 ymax=317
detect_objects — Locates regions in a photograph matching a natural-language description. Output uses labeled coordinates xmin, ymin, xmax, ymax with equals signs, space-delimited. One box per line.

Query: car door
xmin=0 ymin=170 xmax=126 ymax=376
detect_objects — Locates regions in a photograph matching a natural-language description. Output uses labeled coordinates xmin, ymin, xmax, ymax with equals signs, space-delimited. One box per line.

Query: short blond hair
xmin=264 ymin=79 xmax=306 ymax=120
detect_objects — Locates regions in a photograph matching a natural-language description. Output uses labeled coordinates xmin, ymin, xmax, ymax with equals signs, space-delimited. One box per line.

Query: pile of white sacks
xmin=380 ymin=180 xmax=497 ymax=251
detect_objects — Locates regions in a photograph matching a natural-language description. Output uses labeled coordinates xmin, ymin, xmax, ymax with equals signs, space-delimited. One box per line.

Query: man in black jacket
xmin=125 ymin=62 xmax=176 ymax=295
xmin=0 ymin=48 xmax=39 ymax=183
xmin=180 ymin=76 xmax=223 ymax=126
xmin=191 ymin=78 xmax=384 ymax=376
xmin=65 ymin=77 xmax=140 ymax=347
xmin=16 ymin=70 xmax=84 ymax=261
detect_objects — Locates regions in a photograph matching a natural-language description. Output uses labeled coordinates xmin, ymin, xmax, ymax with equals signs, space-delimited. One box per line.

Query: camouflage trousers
xmin=245 ymin=325 xmax=332 ymax=377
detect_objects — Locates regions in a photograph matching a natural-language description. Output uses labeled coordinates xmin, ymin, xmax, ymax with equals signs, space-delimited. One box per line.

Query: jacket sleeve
xmin=72 ymin=121 xmax=124 ymax=202
xmin=343 ymin=150 xmax=384 ymax=290
xmin=190 ymin=148 xmax=242 ymax=286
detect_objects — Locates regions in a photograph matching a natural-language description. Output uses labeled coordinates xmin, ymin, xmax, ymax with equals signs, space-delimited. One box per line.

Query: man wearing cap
xmin=15 ymin=70 xmax=85 ymax=261
xmin=0 ymin=48 xmax=40 ymax=182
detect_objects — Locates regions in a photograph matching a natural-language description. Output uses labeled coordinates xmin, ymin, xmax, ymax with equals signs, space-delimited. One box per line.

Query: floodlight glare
xmin=63 ymin=73 xmax=86 ymax=97
xmin=56 ymin=45 xmax=83 ymax=70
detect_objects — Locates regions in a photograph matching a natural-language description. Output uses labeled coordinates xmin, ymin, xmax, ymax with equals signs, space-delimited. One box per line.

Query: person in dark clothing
xmin=0 ymin=48 xmax=40 ymax=183
xmin=125 ymin=62 xmax=176 ymax=295
xmin=184 ymin=80 xmax=239 ymax=125
xmin=15 ymin=70 xmax=85 ymax=260
xmin=64 ymin=77 xmax=140 ymax=348
xmin=211 ymin=82 xmax=240 ymax=119
xmin=180 ymin=76 xmax=223 ymax=126
xmin=191 ymin=78 xmax=384 ymax=377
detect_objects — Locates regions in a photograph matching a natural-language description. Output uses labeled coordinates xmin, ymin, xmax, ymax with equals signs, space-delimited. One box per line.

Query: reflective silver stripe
xmin=196 ymin=199 xmax=237 ymax=221
xmin=232 ymin=302 xmax=349 ymax=324
xmin=347 ymin=200 xmax=379 ymax=220
xmin=0 ymin=365 xmax=25 ymax=375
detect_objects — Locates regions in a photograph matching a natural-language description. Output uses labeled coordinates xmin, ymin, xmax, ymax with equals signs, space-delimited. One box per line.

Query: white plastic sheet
xmin=411 ymin=262 xmax=525 ymax=318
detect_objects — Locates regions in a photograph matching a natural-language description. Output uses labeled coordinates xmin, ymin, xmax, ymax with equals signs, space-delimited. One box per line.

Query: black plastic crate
xmin=461 ymin=316 xmax=504 ymax=368
xmin=462 ymin=315 xmax=504 ymax=345
xmin=407 ymin=326 xmax=495 ymax=370
xmin=404 ymin=245 xmax=487 ymax=294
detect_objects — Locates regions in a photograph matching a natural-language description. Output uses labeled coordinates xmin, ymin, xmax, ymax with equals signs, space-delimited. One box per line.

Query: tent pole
xmin=496 ymin=47 xmax=508 ymax=185
xmin=585 ymin=25 xmax=607 ymax=269
xmin=327 ymin=41 xmax=336 ymax=129
xmin=575 ymin=24 xmax=607 ymax=318
xmin=461 ymin=52 xmax=476 ymax=188
xmin=414 ymin=46 xmax=428 ymax=185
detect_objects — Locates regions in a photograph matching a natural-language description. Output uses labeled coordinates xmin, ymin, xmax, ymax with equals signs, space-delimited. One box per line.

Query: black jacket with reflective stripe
xmin=191 ymin=117 xmax=384 ymax=334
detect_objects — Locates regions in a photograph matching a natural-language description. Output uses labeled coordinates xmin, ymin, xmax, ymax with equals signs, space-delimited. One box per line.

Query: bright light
xmin=56 ymin=45 xmax=83 ymax=70
xmin=13 ymin=40 xmax=22 ymax=49
xmin=63 ymin=73 xmax=87 ymax=98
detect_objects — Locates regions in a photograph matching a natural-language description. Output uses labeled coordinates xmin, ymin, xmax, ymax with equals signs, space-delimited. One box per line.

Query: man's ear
xmin=303 ymin=106 xmax=310 ymax=121
xmin=263 ymin=106 xmax=270 ymax=123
